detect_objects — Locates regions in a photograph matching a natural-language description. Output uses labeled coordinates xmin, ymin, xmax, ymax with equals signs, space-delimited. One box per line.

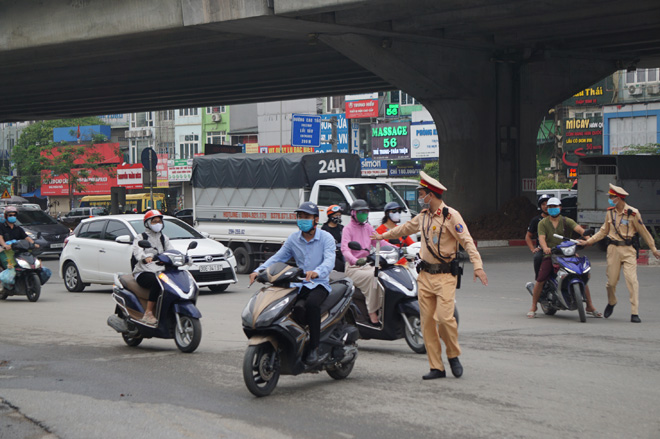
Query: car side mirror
xmin=138 ymin=240 xmax=152 ymax=248
xmin=115 ymin=234 xmax=132 ymax=244
xmin=187 ymin=241 xmax=198 ymax=250
xmin=200 ymin=231 xmax=210 ymax=238
xmin=348 ymin=241 xmax=363 ymax=251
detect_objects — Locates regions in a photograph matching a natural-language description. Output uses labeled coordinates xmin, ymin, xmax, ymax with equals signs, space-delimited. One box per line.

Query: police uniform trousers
xmin=606 ymin=244 xmax=640 ymax=315
xmin=417 ymin=270 xmax=460 ymax=370
xmin=345 ymin=263 xmax=382 ymax=314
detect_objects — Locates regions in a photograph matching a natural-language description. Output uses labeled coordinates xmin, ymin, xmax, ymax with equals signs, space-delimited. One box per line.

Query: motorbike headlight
xmin=35 ymin=259 xmax=41 ymax=268
xmin=17 ymin=259 xmax=31 ymax=269
xmin=257 ymin=296 xmax=292 ymax=327
xmin=224 ymin=248 xmax=233 ymax=259
xmin=560 ymin=245 xmax=576 ymax=256
xmin=25 ymin=230 xmax=36 ymax=239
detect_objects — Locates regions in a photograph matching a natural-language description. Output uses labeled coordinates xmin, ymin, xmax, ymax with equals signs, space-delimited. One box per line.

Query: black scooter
xmin=241 ymin=262 xmax=359 ymax=397
xmin=0 ymin=239 xmax=47 ymax=302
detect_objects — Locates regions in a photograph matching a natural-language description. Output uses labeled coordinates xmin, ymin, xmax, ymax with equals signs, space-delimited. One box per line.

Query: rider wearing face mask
xmin=528 ymin=198 xmax=601 ymax=319
xmin=321 ymin=204 xmax=345 ymax=272
xmin=340 ymin=199 xmax=391 ymax=326
xmin=376 ymin=202 xmax=414 ymax=265
xmin=249 ymin=202 xmax=336 ymax=365
xmin=0 ymin=206 xmax=39 ymax=270
xmin=132 ymin=210 xmax=174 ymax=325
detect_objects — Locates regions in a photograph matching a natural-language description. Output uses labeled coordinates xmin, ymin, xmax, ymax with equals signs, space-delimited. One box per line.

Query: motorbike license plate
xmin=199 ymin=264 xmax=222 ymax=272
xmin=50 ymin=243 xmax=64 ymax=248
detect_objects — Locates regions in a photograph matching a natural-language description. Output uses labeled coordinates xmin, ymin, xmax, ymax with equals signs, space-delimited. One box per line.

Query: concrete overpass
xmin=2 ymin=0 xmax=660 ymax=216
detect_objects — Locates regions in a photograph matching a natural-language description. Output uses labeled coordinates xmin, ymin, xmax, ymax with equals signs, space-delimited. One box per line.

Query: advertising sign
xmin=360 ymin=158 xmax=388 ymax=177
xmin=346 ymin=93 xmax=379 ymax=119
xmin=41 ymin=168 xmax=117 ymax=196
xmin=561 ymin=115 xmax=603 ymax=167
xmin=388 ymin=163 xmax=421 ymax=177
xmin=117 ymin=163 xmax=143 ymax=189
xmin=563 ymin=78 xmax=615 ymax=107
xmin=371 ymin=122 xmax=411 ymax=160
xmin=156 ymin=153 xmax=169 ymax=188
xmin=319 ymin=113 xmax=349 ymax=153
xmin=291 ymin=114 xmax=321 ymax=147
xmin=410 ymin=122 xmax=439 ymax=159
xmin=260 ymin=145 xmax=315 ymax=154
xmin=168 ymin=159 xmax=193 ymax=182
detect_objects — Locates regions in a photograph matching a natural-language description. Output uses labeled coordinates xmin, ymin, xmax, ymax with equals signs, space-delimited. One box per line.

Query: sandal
xmin=526 ymin=311 xmax=537 ymax=319
xmin=586 ymin=310 xmax=603 ymax=318
xmin=140 ymin=313 xmax=157 ymax=325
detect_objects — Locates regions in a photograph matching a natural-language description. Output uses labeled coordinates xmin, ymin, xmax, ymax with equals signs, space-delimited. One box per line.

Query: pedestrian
xmin=321 ymin=204 xmax=345 ymax=272
xmin=578 ymin=184 xmax=660 ymax=323
xmin=525 ymin=194 xmax=550 ymax=278
xmin=371 ymin=172 xmax=488 ymax=380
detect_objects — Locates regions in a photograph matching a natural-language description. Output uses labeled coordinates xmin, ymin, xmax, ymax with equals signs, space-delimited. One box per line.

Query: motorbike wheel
xmin=26 ymin=273 xmax=41 ymax=302
xmin=326 ymin=352 xmax=357 ymax=380
xmin=403 ymin=314 xmax=426 ymax=354
xmin=122 ymin=333 xmax=143 ymax=347
xmin=243 ymin=343 xmax=280 ymax=397
xmin=0 ymin=287 xmax=8 ymax=300
xmin=541 ymin=302 xmax=557 ymax=316
xmin=63 ymin=262 xmax=85 ymax=292
xmin=573 ymin=284 xmax=586 ymax=323
xmin=174 ymin=316 xmax=202 ymax=353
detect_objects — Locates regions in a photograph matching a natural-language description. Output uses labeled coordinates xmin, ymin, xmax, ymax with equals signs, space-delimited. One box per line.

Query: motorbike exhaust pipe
xmin=525 ymin=282 xmax=534 ymax=297
xmin=107 ymin=315 xmax=129 ymax=333
xmin=339 ymin=346 xmax=358 ymax=364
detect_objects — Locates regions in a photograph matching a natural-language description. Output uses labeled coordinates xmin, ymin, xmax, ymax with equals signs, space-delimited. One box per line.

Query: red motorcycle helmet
xmin=143 ymin=209 xmax=163 ymax=225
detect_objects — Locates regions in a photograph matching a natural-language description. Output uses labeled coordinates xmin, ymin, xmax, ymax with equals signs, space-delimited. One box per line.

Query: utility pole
xmin=330 ymin=116 xmax=338 ymax=153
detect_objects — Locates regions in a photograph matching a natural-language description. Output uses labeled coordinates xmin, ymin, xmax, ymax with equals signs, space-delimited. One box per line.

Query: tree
xmin=11 ymin=117 xmax=105 ymax=189
xmin=619 ymin=143 xmax=660 ymax=155
xmin=422 ymin=161 xmax=439 ymax=180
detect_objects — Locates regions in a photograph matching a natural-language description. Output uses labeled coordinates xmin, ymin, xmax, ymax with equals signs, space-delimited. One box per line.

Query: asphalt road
xmin=1 ymin=247 xmax=659 ymax=439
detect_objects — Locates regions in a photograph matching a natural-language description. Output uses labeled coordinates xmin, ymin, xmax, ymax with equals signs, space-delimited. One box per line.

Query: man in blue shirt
xmin=249 ymin=201 xmax=336 ymax=365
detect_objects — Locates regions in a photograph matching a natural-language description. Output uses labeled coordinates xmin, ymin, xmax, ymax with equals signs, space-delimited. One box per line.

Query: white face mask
xmin=388 ymin=212 xmax=401 ymax=223
xmin=149 ymin=223 xmax=163 ymax=233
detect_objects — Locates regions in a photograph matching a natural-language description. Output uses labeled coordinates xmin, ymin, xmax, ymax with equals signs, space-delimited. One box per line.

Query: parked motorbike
xmin=107 ymin=240 xmax=203 ymax=352
xmin=241 ymin=262 xmax=358 ymax=397
xmin=525 ymin=234 xmax=591 ymax=322
xmin=0 ymin=239 xmax=47 ymax=302
xmin=346 ymin=241 xmax=428 ymax=354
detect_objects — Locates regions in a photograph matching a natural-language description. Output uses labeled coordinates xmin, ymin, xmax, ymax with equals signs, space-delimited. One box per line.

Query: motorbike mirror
xmin=348 ymin=241 xmax=363 ymax=251
xmin=138 ymin=239 xmax=152 ymax=248
xmin=388 ymin=238 xmax=400 ymax=245
xmin=187 ymin=241 xmax=198 ymax=250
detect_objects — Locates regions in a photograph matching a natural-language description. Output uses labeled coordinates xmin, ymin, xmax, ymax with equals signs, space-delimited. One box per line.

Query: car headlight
xmin=25 ymin=230 xmax=36 ymax=239
xmin=224 ymin=248 xmax=233 ymax=259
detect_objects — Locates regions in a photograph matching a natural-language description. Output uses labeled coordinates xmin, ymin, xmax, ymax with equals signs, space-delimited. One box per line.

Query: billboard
xmin=371 ymin=122 xmax=411 ymax=160
xmin=117 ymin=163 xmax=143 ymax=189
xmin=346 ymin=93 xmax=379 ymax=119
xmin=360 ymin=158 xmax=388 ymax=176
xmin=41 ymin=168 xmax=117 ymax=196
xmin=410 ymin=122 xmax=439 ymax=159
xmin=319 ymin=113 xmax=349 ymax=153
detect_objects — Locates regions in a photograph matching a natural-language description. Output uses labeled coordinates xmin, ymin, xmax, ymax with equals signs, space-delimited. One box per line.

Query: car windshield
xmin=17 ymin=209 xmax=59 ymax=226
xmin=346 ymin=183 xmax=407 ymax=211
xmin=129 ymin=218 xmax=204 ymax=239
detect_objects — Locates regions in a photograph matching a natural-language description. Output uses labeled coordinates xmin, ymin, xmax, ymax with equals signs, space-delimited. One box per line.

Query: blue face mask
xmin=608 ymin=198 xmax=616 ymax=207
xmin=0 ymin=217 xmax=5 ymax=224
xmin=7 ymin=216 xmax=17 ymax=224
xmin=297 ymin=219 xmax=314 ymax=233
xmin=548 ymin=207 xmax=560 ymax=217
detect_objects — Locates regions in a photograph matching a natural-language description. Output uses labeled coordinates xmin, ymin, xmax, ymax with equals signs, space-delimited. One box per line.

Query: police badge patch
xmin=455 ymin=224 xmax=464 ymax=233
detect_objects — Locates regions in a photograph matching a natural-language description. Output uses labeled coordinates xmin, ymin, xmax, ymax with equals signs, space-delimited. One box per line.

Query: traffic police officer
xmin=579 ymin=183 xmax=660 ymax=323
xmin=371 ymin=172 xmax=488 ymax=379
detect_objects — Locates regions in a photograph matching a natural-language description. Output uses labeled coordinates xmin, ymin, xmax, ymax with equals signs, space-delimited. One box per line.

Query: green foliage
xmin=536 ymin=175 xmax=572 ymax=190
xmin=619 ymin=143 xmax=660 ymax=155
xmin=12 ymin=117 xmax=105 ymax=188
xmin=422 ymin=161 xmax=439 ymax=180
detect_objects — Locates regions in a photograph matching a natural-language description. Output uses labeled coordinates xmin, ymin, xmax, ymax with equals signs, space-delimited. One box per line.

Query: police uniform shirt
xmin=382 ymin=202 xmax=483 ymax=270
xmin=587 ymin=203 xmax=658 ymax=251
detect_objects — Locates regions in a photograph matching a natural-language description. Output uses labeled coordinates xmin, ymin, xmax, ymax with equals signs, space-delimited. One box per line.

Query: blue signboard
xmin=389 ymin=162 xmax=422 ymax=177
xmin=319 ymin=113 xmax=349 ymax=153
xmin=291 ymin=114 xmax=321 ymax=147
xmin=53 ymin=125 xmax=111 ymax=143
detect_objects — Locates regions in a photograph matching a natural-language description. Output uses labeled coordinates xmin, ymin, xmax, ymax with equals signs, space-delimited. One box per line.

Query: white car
xmin=59 ymin=214 xmax=237 ymax=293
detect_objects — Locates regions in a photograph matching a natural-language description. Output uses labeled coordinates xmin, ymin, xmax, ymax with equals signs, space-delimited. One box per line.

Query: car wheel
xmin=63 ymin=262 xmax=85 ymax=292
xmin=208 ymin=284 xmax=229 ymax=293
xmin=233 ymin=246 xmax=254 ymax=274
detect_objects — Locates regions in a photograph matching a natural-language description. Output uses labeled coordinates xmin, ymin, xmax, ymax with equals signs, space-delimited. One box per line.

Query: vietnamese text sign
xmin=561 ymin=116 xmax=603 ymax=167
xmin=291 ymin=114 xmax=321 ymax=147
xmin=156 ymin=154 xmax=169 ymax=188
xmin=410 ymin=122 xmax=439 ymax=159
xmin=319 ymin=114 xmax=349 ymax=153
xmin=371 ymin=122 xmax=411 ymax=160
xmin=346 ymin=99 xmax=379 ymax=119
xmin=117 ymin=163 xmax=143 ymax=189
xmin=389 ymin=163 xmax=421 ymax=177
xmin=168 ymin=159 xmax=193 ymax=182
xmin=41 ymin=168 xmax=117 ymax=196
xmin=360 ymin=158 xmax=388 ymax=176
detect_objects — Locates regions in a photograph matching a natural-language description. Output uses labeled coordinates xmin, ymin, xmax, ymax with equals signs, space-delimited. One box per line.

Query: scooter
xmin=241 ymin=262 xmax=359 ymax=397
xmin=0 ymin=239 xmax=48 ymax=302
xmin=107 ymin=240 xmax=203 ymax=352
xmin=346 ymin=241 xmax=429 ymax=354
xmin=525 ymin=234 xmax=591 ymax=323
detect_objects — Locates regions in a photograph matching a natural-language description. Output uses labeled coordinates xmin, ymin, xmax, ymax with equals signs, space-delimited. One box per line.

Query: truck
xmin=192 ymin=153 xmax=412 ymax=273
xmin=577 ymin=155 xmax=660 ymax=246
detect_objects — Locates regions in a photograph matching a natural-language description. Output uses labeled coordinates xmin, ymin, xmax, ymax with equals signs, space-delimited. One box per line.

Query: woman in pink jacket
xmin=341 ymin=199 xmax=390 ymax=326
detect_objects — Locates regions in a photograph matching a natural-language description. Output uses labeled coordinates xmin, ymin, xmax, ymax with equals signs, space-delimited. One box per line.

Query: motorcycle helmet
xmin=143 ymin=209 xmax=163 ymax=226
xmin=327 ymin=204 xmax=343 ymax=215
xmin=350 ymin=199 xmax=369 ymax=212
xmin=547 ymin=197 xmax=561 ymax=207
xmin=537 ymin=194 xmax=552 ymax=209
xmin=384 ymin=201 xmax=402 ymax=213
xmin=4 ymin=205 xmax=17 ymax=218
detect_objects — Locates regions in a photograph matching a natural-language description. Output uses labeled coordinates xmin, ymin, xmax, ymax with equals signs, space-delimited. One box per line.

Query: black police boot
xmin=422 ymin=369 xmax=446 ymax=380
xmin=305 ymin=348 xmax=327 ymax=366
xmin=631 ymin=314 xmax=641 ymax=323
xmin=604 ymin=303 xmax=615 ymax=318
xmin=448 ymin=357 xmax=463 ymax=378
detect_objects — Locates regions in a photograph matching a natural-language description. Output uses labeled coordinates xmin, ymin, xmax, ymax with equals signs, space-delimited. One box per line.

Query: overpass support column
xmin=321 ymin=34 xmax=615 ymax=218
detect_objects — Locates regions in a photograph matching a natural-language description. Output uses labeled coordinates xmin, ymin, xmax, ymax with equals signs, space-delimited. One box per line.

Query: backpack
xmin=130 ymin=232 xmax=166 ymax=270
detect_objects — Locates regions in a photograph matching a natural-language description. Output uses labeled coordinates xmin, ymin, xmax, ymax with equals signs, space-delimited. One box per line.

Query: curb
xmin=475 ymin=240 xmax=527 ymax=248
xmin=638 ymin=250 xmax=659 ymax=266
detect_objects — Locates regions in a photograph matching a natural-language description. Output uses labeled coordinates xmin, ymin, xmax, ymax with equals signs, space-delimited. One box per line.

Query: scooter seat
xmin=119 ymin=274 xmax=151 ymax=301
xmin=320 ymin=280 xmax=349 ymax=314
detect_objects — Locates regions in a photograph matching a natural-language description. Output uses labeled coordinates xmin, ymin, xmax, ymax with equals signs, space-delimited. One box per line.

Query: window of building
xmin=626 ymin=68 xmax=660 ymax=84
xmin=179 ymin=134 xmax=199 ymax=159
xmin=206 ymin=106 xmax=226 ymax=114
xmin=179 ymin=108 xmax=199 ymax=116
xmin=391 ymin=91 xmax=419 ymax=106
xmin=325 ymin=96 xmax=345 ymax=112
xmin=161 ymin=110 xmax=175 ymax=121
xmin=206 ymin=131 xmax=226 ymax=145
xmin=649 ymin=69 xmax=658 ymax=82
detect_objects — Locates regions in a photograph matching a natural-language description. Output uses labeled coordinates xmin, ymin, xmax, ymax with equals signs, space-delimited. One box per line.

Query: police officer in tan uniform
xmin=579 ymin=183 xmax=660 ymax=323
xmin=371 ymin=172 xmax=488 ymax=379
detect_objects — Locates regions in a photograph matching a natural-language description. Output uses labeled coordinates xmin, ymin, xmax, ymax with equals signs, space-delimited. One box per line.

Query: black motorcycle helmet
xmin=350 ymin=199 xmax=369 ymax=211
xmin=537 ymin=194 xmax=552 ymax=209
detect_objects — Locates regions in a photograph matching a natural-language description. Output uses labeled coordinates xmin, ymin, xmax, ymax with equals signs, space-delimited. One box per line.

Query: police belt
xmin=419 ymin=260 xmax=452 ymax=274
xmin=609 ymin=239 xmax=633 ymax=247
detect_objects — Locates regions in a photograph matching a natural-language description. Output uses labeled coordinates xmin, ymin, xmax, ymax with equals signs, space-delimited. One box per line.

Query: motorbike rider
xmin=132 ymin=210 xmax=174 ymax=325
xmin=249 ymin=202 xmax=335 ymax=366
xmin=321 ymin=204 xmax=345 ymax=272
xmin=0 ymin=206 xmax=39 ymax=270
xmin=341 ymin=199 xmax=391 ymax=326
xmin=525 ymin=194 xmax=551 ymax=278
xmin=376 ymin=201 xmax=414 ymax=265
xmin=528 ymin=197 xmax=602 ymax=318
